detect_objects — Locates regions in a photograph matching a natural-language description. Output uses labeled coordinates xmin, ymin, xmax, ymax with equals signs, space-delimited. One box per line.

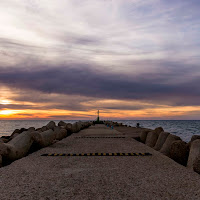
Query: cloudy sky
xmin=0 ymin=0 xmax=200 ymax=120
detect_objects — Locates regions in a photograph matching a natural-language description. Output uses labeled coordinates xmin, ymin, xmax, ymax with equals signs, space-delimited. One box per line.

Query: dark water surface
xmin=0 ymin=120 xmax=78 ymax=137
xmin=0 ymin=120 xmax=200 ymax=142
xmin=116 ymin=120 xmax=200 ymax=142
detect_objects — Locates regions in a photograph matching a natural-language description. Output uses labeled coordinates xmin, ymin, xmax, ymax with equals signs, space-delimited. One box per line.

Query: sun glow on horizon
xmin=0 ymin=99 xmax=11 ymax=105
xmin=0 ymin=109 xmax=16 ymax=115
xmin=1 ymin=88 xmax=200 ymax=120
xmin=0 ymin=104 xmax=200 ymax=120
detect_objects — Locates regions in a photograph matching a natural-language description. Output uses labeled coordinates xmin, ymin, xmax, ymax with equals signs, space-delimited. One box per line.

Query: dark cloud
xmin=16 ymin=113 xmax=35 ymax=116
xmin=48 ymin=114 xmax=94 ymax=118
xmin=0 ymin=63 xmax=200 ymax=106
xmin=97 ymin=105 xmax=163 ymax=110
xmin=62 ymin=35 xmax=103 ymax=46
xmin=6 ymin=89 xmax=94 ymax=111
xmin=0 ymin=104 xmax=35 ymax=110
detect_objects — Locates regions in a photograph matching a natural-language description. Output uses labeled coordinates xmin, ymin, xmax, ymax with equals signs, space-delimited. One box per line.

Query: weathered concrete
xmin=0 ymin=125 xmax=200 ymax=200
xmin=41 ymin=126 xmax=48 ymax=132
xmin=38 ymin=129 xmax=57 ymax=147
xmin=54 ymin=126 xmax=68 ymax=140
xmin=0 ymin=142 xmax=8 ymax=160
xmin=145 ymin=131 xmax=159 ymax=147
xmin=139 ymin=129 xmax=151 ymax=143
xmin=187 ymin=139 xmax=200 ymax=169
xmin=46 ymin=121 xmax=56 ymax=130
xmin=159 ymin=134 xmax=181 ymax=156
xmin=154 ymin=132 xmax=170 ymax=151
xmin=169 ymin=140 xmax=189 ymax=166
xmin=193 ymin=155 xmax=200 ymax=174
xmin=187 ymin=135 xmax=200 ymax=149
xmin=0 ymin=155 xmax=2 ymax=167
xmin=154 ymin=127 xmax=164 ymax=134
xmin=1 ymin=131 xmax=39 ymax=161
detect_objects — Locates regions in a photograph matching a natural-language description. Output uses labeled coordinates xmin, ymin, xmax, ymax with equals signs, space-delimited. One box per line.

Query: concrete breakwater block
xmin=41 ymin=126 xmax=48 ymax=132
xmin=58 ymin=121 xmax=91 ymax=133
xmin=193 ymin=155 xmax=200 ymax=174
xmin=36 ymin=128 xmax=42 ymax=133
xmin=154 ymin=127 xmax=164 ymax=134
xmin=58 ymin=121 xmax=73 ymax=132
xmin=46 ymin=121 xmax=56 ymax=130
xmin=12 ymin=128 xmax=28 ymax=135
xmin=0 ymin=155 xmax=2 ymax=167
xmin=154 ymin=132 xmax=170 ymax=151
xmin=0 ymin=129 xmax=57 ymax=163
xmin=71 ymin=122 xmax=81 ymax=133
xmin=187 ymin=135 xmax=200 ymax=149
xmin=187 ymin=139 xmax=200 ymax=169
xmin=140 ymin=129 xmax=151 ymax=143
xmin=1 ymin=136 xmax=10 ymax=143
xmin=65 ymin=123 xmax=73 ymax=133
xmin=145 ymin=131 xmax=159 ymax=147
xmin=0 ymin=121 xmax=92 ymax=167
xmin=0 ymin=142 xmax=7 ymax=166
xmin=30 ymin=130 xmax=57 ymax=148
xmin=11 ymin=129 xmax=20 ymax=136
xmin=159 ymin=134 xmax=181 ymax=156
xmin=145 ymin=127 xmax=163 ymax=148
xmin=1 ymin=131 xmax=39 ymax=161
xmin=169 ymin=140 xmax=189 ymax=166
xmin=54 ymin=126 xmax=68 ymax=140
xmin=9 ymin=133 xmax=20 ymax=141
xmin=39 ymin=129 xmax=57 ymax=147
xmin=105 ymin=121 xmax=123 ymax=127
xmin=58 ymin=121 xmax=66 ymax=127
xmin=7 ymin=128 xmax=28 ymax=142
xmin=28 ymin=127 xmax=35 ymax=132
xmin=0 ymin=141 xmax=8 ymax=154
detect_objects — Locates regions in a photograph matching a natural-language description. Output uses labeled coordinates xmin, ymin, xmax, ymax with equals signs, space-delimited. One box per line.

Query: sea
xmin=0 ymin=120 xmax=200 ymax=142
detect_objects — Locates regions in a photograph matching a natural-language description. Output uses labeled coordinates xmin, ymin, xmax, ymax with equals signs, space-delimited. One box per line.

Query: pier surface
xmin=0 ymin=124 xmax=200 ymax=199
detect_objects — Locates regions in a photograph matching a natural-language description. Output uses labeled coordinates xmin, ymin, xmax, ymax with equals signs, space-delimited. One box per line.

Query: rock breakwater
xmin=107 ymin=120 xmax=200 ymax=175
xmin=0 ymin=121 xmax=92 ymax=167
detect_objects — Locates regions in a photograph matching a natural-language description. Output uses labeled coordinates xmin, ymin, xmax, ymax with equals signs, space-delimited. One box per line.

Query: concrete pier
xmin=0 ymin=124 xmax=200 ymax=199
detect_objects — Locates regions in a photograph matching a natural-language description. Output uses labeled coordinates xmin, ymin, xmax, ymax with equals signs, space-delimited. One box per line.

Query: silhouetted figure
xmin=136 ymin=123 xmax=140 ymax=128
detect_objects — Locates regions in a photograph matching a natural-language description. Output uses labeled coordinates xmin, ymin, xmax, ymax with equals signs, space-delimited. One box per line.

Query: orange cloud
xmin=1 ymin=105 xmax=200 ymax=120
xmin=1 ymin=86 xmax=200 ymax=120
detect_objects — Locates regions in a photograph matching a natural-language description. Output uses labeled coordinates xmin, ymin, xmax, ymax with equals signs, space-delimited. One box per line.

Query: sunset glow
xmin=0 ymin=109 xmax=19 ymax=117
xmin=0 ymin=100 xmax=11 ymax=105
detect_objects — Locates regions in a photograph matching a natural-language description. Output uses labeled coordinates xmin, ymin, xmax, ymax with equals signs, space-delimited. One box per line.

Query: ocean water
xmin=0 ymin=120 xmax=78 ymax=137
xmin=116 ymin=120 xmax=200 ymax=142
xmin=0 ymin=120 xmax=200 ymax=142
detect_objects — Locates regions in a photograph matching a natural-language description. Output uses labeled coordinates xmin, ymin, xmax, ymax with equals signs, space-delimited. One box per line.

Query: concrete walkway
xmin=0 ymin=124 xmax=200 ymax=200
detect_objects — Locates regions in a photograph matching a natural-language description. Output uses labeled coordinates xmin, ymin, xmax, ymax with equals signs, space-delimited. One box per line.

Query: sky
xmin=0 ymin=0 xmax=200 ymax=120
